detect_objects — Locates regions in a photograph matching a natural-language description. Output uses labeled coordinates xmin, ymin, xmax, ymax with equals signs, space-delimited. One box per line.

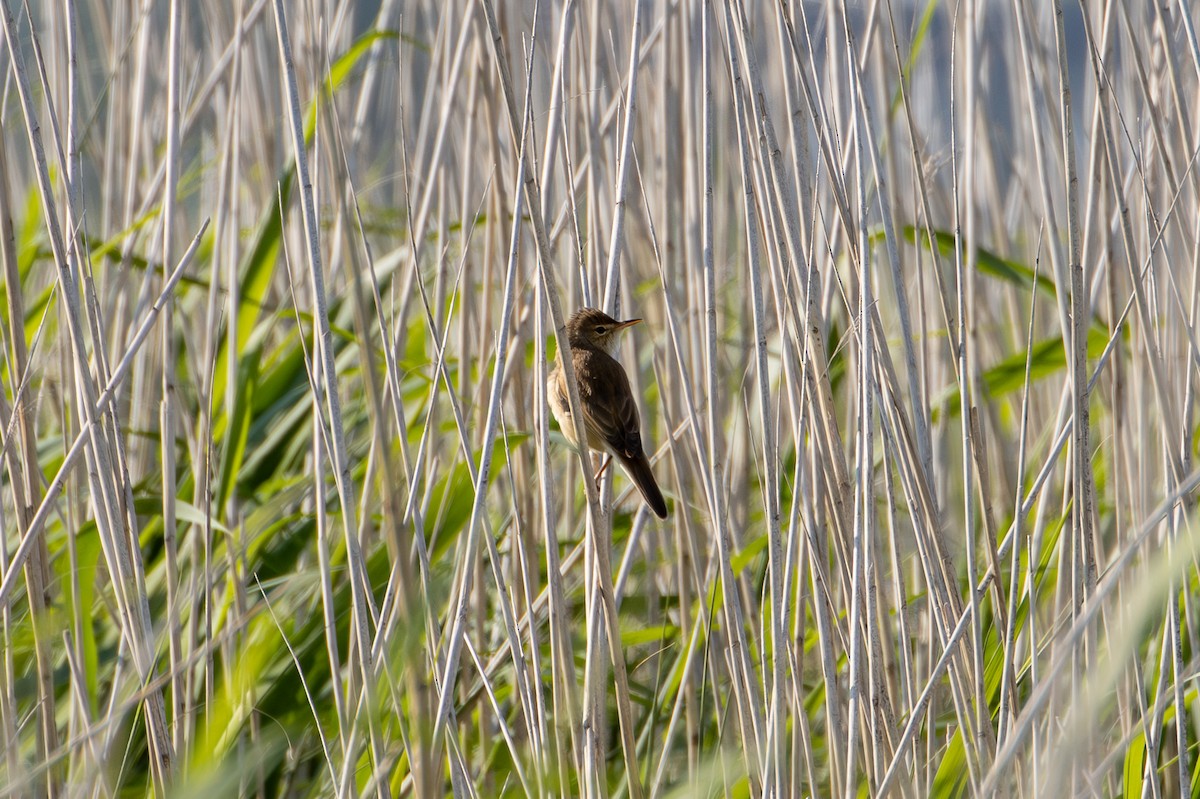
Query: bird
xmin=548 ymin=307 xmax=668 ymax=519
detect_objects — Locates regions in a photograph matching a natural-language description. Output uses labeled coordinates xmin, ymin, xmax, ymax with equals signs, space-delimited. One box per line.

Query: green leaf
xmin=620 ymin=623 xmax=679 ymax=648
xmin=131 ymin=495 xmax=230 ymax=534
xmin=899 ymin=226 xmax=1057 ymax=296
xmin=330 ymin=31 xmax=398 ymax=90
xmin=428 ymin=434 xmax=529 ymax=563
xmin=930 ymin=728 xmax=969 ymax=798
xmin=87 ymin=220 xmax=212 ymax=292
xmin=933 ymin=323 xmax=1110 ymax=420
xmin=984 ymin=324 xmax=1109 ymax=397
xmin=209 ymin=163 xmax=292 ymax=508
xmin=1123 ymin=732 xmax=1146 ymax=798
xmin=732 ymin=532 xmax=768 ymax=574
xmin=216 ymin=338 xmax=260 ymax=509
xmin=306 ymin=31 xmax=401 ymax=139
xmin=56 ymin=521 xmax=102 ymax=714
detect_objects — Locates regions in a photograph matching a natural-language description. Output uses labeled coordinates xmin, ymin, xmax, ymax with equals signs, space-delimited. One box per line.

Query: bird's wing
xmin=577 ymin=351 xmax=644 ymax=459
xmin=551 ymin=367 xmax=571 ymax=416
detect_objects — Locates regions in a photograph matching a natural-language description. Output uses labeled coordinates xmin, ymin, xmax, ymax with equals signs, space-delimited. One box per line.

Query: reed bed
xmin=2 ymin=0 xmax=1199 ymax=796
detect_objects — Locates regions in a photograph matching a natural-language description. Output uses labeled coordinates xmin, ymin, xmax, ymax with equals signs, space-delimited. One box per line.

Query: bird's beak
xmin=617 ymin=318 xmax=642 ymax=330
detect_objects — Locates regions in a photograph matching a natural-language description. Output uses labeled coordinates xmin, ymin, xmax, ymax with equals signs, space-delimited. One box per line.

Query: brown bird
xmin=548 ymin=307 xmax=668 ymax=519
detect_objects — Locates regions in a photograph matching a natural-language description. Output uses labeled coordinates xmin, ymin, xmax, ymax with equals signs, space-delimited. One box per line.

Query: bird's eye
xmin=595 ymin=326 xmax=606 ymax=335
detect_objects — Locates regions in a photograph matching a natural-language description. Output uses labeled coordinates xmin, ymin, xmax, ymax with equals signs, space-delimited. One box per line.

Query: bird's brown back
xmin=571 ymin=347 xmax=644 ymax=458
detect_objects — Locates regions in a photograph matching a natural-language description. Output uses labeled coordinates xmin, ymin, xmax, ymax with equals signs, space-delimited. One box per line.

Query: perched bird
xmin=548 ymin=307 xmax=668 ymax=519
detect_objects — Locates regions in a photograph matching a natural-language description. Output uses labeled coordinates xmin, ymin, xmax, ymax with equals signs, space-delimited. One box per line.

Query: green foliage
xmin=899 ymin=226 xmax=1058 ymax=297
xmin=1124 ymin=733 xmax=1146 ymax=798
xmin=930 ymin=729 xmax=969 ymax=798
xmin=932 ymin=323 xmax=1112 ymax=420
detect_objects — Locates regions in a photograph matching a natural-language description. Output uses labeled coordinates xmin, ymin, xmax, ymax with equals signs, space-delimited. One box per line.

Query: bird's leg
xmin=593 ymin=455 xmax=613 ymax=490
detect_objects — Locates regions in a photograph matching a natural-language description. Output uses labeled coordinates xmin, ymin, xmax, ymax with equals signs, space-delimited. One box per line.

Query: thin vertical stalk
xmin=599 ymin=0 xmax=645 ymax=312
xmin=841 ymin=24 xmax=873 ymax=795
xmin=160 ymin=0 xmax=184 ymax=762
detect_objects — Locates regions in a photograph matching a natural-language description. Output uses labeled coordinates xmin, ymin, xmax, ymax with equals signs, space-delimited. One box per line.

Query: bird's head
xmin=566 ymin=307 xmax=642 ymax=355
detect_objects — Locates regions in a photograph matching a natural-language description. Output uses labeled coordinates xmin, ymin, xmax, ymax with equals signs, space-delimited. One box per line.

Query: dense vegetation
xmin=2 ymin=0 xmax=1199 ymax=796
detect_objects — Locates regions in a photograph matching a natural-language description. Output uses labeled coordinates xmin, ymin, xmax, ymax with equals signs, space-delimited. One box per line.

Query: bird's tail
xmin=620 ymin=453 xmax=668 ymax=519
